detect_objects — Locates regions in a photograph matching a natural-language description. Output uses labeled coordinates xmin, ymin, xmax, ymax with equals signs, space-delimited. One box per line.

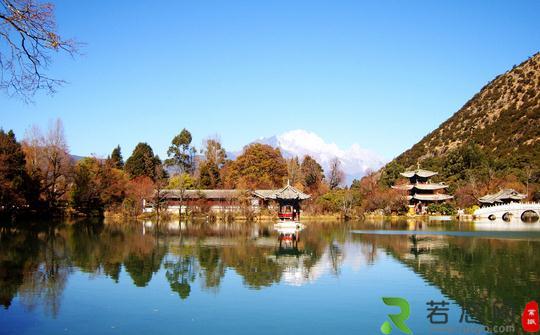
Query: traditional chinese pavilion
xmin=255 ymin=182 xmax=310 ymax=222
xmin=392 ymin=168 xmax=453 ymax=205
xmin=478 ymin=188 xmax=526 ymax=206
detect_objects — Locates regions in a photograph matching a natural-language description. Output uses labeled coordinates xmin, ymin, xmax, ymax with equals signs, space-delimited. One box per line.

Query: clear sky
xmin=1 ymin=0 xmax=539 ymax=161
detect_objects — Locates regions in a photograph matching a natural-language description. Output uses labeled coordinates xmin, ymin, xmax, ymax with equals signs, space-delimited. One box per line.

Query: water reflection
xmin=1 ymin=219 xmax=539 ymax=334
xmin=353 ymin=227 xmax=540 ymax=333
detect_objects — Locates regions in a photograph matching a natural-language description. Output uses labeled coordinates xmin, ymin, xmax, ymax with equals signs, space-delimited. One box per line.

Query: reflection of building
xmin=392 ymin=168 xmax=453 ymax=206
xmin=478 ymin=189 xmax=526 ymax=206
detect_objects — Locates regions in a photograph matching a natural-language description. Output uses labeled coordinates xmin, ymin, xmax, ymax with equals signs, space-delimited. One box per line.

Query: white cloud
xmin=256 ymin=129 xmax=385 ymax=183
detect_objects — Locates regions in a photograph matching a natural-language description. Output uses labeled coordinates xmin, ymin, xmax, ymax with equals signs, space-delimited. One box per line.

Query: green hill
xmin=381 ymin=52 xmax=540 ymax=197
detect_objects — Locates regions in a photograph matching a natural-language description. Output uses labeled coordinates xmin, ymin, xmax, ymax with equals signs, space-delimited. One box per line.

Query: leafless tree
xmin=22 ymin=118 xmax=72 ymax=210
xmin=201 ymin=136 xmax=226 ymax=168
xmin=0 ymin=0 xmax=78 ymax=101
xmin=152 ymin=165 xmax=168 ymax=222
xmin=286 ymin=157 xmax=302 ymax=186
xmin=327 ymin=157 xmax=344 ymax=190
xmin=525 ymin=166 xmax=532 ymax=198
xmin=341 ymin=189 xmax=355 ymax=220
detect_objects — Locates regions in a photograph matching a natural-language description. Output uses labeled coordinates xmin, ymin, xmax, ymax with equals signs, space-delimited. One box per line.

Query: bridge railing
xmin=474 ymin=202 xmax=540 ymax=215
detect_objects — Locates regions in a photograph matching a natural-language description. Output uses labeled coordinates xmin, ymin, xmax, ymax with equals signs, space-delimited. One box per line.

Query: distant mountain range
xmin=71 ymin=155 xmax=86 ymax=162
xmin=231 ymin=129 xmax=385 ymax=184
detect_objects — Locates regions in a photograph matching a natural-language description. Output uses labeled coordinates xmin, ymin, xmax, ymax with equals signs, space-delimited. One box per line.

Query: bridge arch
xmin=521 ymin=210 xmax=540 ymax=223
xmin=502 ymin=212 xmax=513 ymax=222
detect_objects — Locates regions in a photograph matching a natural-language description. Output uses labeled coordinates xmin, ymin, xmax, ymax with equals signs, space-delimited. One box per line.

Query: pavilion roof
xmin=478 ymin=189 xmax=527 ymax=204
xmin=414 ymin=183 xmax=448 ymax=190
xmin=400 ymin=169 xmax=438 ymax=178
xmin=158 ymin=185 xmax=310 ymax=201
xmin=258 ymin=184 xmax=311 ymax=200
xmin=392 ymin=183 xmax=448 ymax=191
xmin=160 ymin=189 xmax=241 ymax=199
xmin=392 ymin=184 xmax=414 ymax=191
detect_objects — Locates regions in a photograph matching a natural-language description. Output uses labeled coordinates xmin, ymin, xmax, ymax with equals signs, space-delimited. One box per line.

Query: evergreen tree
xmin=379 ymin=161 xmax=405 ymax=187
xmin=165 ymin=129 xmax=196 ymax=174
xmin=198 ymin=161 xmax=221 ymax=189
xmin=0 ymin=129 xmax=31 ymax=217
xmin=110 ymin=145 xmax=124 ymax=169
xmin=125 ymin=142 xmax=162 ymax=180
xmin=301 ymin=155 xmax=324 ymax=191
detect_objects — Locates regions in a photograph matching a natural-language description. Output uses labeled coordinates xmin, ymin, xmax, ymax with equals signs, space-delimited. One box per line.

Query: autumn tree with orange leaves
xmin=222 ymin=143 xmax=287 ymax=189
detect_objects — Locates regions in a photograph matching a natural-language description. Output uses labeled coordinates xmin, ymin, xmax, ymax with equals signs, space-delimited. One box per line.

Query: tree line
xmin=4 ymin=120 xmax=538 ymax=221
xmin=0 ymin=120 xmax=354 ymax=220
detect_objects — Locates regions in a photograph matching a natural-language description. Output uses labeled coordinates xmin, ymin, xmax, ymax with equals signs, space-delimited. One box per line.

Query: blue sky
xmin=1 ymin=0 xmax=539 ymax=161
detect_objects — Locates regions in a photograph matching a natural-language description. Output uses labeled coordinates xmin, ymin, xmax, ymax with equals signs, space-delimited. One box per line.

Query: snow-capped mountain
xmin=234 ymin=129 xmax=385 ymax=184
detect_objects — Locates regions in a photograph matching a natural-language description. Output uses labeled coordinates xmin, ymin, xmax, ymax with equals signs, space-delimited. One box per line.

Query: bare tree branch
xmin=0 ymin=0 xmax=79 ymax=102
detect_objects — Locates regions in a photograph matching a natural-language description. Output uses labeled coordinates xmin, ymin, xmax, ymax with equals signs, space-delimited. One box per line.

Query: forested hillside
xmin=381 ymin=52 xmax=540 ymax=204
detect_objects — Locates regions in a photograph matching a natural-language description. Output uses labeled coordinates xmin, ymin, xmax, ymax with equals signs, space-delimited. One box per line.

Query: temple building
xmin=143 ymin=183 xmax=310 ymax=217
xmin=256 ymin=182 xmax=310 ymax=222
xmin=392 ymin=168 xmax=453 ymax=206
xmin=478 ymin=189 xmax=527 ymax=206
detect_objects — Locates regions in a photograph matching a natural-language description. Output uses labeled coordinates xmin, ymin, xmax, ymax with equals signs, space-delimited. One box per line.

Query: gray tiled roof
xmin=159 ymin=186 xmax=310 ymax=200
xmin=478 ymin=189 xmax=527 ymax=204
xmin=400 ymin=169 xmax=438 ymax=178
xmin=392 ymin=183 xmax=448 ymax=191
xmin=255 ymin=184 xmax=310 ymax=200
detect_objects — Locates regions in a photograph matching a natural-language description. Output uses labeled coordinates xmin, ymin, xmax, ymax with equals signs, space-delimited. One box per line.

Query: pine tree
xmin=165 ymin=129 xmax=196 ymax=174
xmin=110 ymin=145 xmax=124 ymax=169
xmin=0 ymin=129 xmax=30 ymax=216
xmin=301 ymin=155 xmax=324 ymax=191
xmin=125 ymin=143 xmax=162 ymax=180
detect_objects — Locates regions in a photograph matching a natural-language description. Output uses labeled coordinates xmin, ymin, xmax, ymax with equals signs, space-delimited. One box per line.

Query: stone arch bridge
xmin=474 ymin=203 xmax=540 ymax=222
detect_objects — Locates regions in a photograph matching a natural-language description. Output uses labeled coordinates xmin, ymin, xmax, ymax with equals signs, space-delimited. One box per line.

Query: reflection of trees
xmin=0 ymin=228 xmax=39 ymax=308
xmin=0 ymin=220 xmax=170 ymax=317
xmin=358 ymin=233 xmax=540 ymax=334
xmin=164 ymin=256 xmax=198 ymax=300
xmin=222 ymin=244 xmax=282 ymax=289
xmin=197 ymin=247 xmax=225 ymax=292
xmin=0 ymin=225 xmax=70 ymax=317
xmin=124 ymin=246 xmax=166 ymax=287
xmin=328 ymin=242 xmax=343 ymax=276
xmin=67 ymin=221 xmax=166 ymax=288
xmin=1 ymin=220 xmax=357 ymax=315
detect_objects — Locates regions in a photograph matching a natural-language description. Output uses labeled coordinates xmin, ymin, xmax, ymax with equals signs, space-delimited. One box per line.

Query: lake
xmin=1 ymin=219 xmax=539 ymax=335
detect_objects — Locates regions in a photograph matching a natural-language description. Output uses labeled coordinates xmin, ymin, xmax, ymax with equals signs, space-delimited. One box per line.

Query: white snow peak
xmin=255 ymin=129 xmax=385 ymax=184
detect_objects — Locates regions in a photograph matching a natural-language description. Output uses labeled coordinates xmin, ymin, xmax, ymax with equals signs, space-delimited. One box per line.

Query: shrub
xmin=427 ymin=202 xmax=456 ymax=215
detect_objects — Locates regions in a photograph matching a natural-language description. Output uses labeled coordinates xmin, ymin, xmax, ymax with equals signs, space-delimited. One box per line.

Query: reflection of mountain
xmin=5 ymin=219 xmax=536 ymax=334
xmin=355 ymin=233 xmax=539 ymax=334
xmin=1 ymin=221 xmax=358 ymax=313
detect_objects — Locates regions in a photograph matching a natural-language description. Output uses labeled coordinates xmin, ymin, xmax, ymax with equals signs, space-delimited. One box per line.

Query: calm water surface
xmin=1 ymin=219 xmax=540 ymax=335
